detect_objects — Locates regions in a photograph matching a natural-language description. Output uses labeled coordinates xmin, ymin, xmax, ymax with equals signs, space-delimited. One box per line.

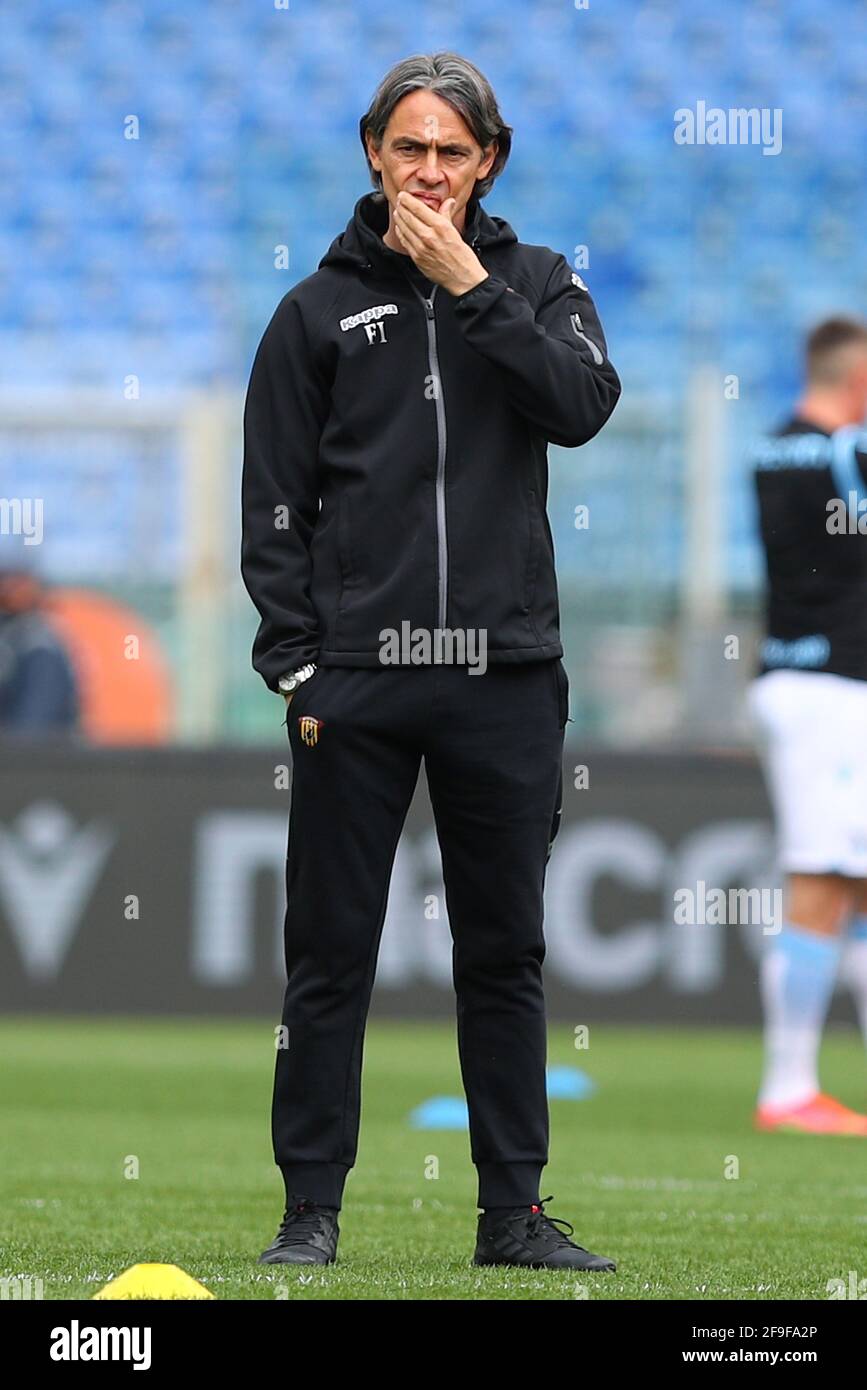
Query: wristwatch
xmin=278 ymin=662 xmax=318 ymax=696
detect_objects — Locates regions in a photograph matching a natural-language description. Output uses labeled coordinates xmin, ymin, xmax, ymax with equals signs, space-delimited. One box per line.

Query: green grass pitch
xmin=2 ymin=1017 xmax=865 ymax=1300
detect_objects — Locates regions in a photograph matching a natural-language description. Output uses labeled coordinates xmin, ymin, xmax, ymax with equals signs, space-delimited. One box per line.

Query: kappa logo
xmin=298 ymin=715 xmax=325 ymax=747
xmin=571 ymin=272 xmax=588 ymax=291
xmin=339 ymin=303 xmax=398 ymax=345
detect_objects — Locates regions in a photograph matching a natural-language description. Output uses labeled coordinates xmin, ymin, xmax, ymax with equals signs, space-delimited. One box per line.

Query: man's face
xmin=846 ymin=347 xmax=867 ymax=422
xmin=366 ymin=90 xmax=497 ymax=233
xmin=0 ymin=573 xmax=41 ymax=614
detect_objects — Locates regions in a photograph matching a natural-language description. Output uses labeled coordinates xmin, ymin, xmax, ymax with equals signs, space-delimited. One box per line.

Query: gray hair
xmin=359 ymin=51 xmax=513 ymax=202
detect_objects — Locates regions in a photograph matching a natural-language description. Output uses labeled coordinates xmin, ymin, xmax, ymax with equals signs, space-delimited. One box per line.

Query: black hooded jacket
xmin=241 ymin=191 xmax=621 ymax=690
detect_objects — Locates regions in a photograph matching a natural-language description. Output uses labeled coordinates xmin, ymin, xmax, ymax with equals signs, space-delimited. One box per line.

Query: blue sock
xmin=842 ymin=915 xmax=867 ymax=1049
xmin=758 ymin=922 xmax=842 ymax=1107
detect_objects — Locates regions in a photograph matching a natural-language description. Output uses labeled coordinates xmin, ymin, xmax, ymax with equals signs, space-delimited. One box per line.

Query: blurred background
xmin=1 ymin=0 xmax=866 ymax=1021
xmin=2 ymin=0 xmax=865 ymax=747
xmin=4 ymin=7 xmax=867 ymax=1305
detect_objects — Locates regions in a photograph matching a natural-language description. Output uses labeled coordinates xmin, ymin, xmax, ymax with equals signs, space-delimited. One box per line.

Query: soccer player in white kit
xmin=749 ymin=317 xmax=867 ymax=1134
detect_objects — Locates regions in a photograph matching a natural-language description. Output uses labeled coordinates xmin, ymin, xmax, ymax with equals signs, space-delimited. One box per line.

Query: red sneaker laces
xmin=525 ymin=1195 xmax=576 ymax=1243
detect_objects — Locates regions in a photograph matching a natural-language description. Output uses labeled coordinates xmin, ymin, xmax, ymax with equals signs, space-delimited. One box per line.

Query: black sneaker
xmin=473 ymin=1194 xmax=616 ymax=1271
xmin=258 ymin=1197 xmax=339 ymax=1265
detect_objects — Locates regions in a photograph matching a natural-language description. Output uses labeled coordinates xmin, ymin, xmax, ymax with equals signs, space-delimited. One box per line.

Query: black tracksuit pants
xmin=272 ymin=657 xmax=569 ymax=1210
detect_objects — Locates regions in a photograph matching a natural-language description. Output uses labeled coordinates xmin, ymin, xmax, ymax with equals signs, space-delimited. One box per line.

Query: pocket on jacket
xmin=554 ymin=658 xmax=569 ymax=729
xmin=336 ymin=494 xmax=355 ymax=609
xmin=523 ymin=488 xmax=543 ymax=613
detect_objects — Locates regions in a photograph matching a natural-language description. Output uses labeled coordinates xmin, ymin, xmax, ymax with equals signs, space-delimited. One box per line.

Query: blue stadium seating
xmin=2 ymin=0 xmax=865 ymax=589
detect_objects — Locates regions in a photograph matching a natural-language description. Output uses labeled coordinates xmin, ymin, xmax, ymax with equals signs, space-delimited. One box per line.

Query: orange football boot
xmin=754 ymin=1092 xmax=867 ymax=1135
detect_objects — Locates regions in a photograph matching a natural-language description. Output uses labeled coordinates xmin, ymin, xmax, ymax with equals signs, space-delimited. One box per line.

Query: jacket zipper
xmin=407 ymin=281 xmax=448 ymax=640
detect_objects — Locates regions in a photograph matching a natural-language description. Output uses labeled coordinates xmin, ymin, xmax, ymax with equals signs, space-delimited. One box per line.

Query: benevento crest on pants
xmin=298 ymin=715 xmax=324 ymax=747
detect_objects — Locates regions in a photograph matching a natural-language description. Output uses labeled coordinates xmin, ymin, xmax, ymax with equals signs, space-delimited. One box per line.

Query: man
xmin=0 ymin=561 xmax=79 ymax=734
xmin=749 ymin=316 xmax=867 ymax=1135
xmin=241 ymin=52 xmax=620 ymax=1267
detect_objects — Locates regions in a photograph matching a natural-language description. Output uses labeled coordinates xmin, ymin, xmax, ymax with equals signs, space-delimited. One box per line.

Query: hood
xmin=319 ymin=191 xmax=518 ymax=276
